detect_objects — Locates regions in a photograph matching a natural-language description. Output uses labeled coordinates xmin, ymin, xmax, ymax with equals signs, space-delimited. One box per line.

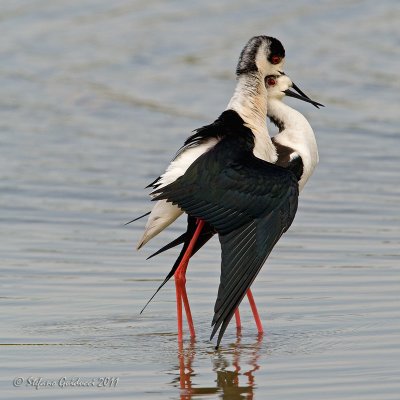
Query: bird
xmin=133 ymin=36 xmax=322 ymax=346
xmin=140 ymin=73 xmax=322 ymax=347
xmin=136 ymin=36 xmax=287 ymax=251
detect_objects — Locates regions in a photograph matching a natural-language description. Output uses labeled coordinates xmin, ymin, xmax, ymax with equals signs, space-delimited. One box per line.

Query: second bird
xmin=135 ymin=36 xmax=322 ymax=347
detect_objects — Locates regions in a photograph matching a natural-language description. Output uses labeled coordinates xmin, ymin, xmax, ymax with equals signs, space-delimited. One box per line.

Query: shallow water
xmin=1 ymin=0 xmax=400 ymax=399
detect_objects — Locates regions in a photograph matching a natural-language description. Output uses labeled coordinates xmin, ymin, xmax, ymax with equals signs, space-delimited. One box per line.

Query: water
xmin=1 ymin=0 xmax=399 ymax=399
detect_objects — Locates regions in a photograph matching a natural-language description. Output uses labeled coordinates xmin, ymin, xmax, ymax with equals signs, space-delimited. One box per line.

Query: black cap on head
xmin=266 ymin=36 xmax=285 ymax=64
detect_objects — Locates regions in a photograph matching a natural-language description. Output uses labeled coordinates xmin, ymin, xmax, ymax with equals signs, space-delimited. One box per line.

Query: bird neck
xmin=226 ymin=74 xmax=277 ymax=163
xmin=268 ymin=98 xmax=319 ymax=191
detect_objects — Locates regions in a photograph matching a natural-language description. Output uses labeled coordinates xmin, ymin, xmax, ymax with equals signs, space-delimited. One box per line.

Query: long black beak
xmin=279 ymin=72 xmax=324 ymax=109
xmin=291 ymin=81 xmax=312 ymax=100
xmin=284 ymin=88 xmax=325 ymax=109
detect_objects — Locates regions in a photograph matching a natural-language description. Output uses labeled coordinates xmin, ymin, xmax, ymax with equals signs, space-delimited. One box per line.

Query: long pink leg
xmin=235 ymin=289 xmax=262 ymax=333
xmin=174 ymin=219 xmax=205 ymax=341
xmin=180 ymin=284 xmax=195 ymax=338
xmin=235 ymin=308 xmax=241 ymax=329
xmin=175 ymin=280 xmax=184 ymax=342
xmin=246 ymin=288 xmax=263 ymax=333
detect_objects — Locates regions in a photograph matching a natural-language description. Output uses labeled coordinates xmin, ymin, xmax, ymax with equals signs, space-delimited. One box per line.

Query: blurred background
xmin=1 ymin=1 xmax=399 ymax=399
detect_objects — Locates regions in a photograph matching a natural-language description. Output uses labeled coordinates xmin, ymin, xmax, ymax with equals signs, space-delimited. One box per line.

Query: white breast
xmin=252 ymin=127 xmax=278 ymax=163
xmin=273 ymin=130 xmax=318 ymax=192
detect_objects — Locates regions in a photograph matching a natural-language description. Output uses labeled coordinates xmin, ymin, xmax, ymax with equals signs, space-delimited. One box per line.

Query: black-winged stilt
xmin=133 ymin=37 xmax=322 ymax=347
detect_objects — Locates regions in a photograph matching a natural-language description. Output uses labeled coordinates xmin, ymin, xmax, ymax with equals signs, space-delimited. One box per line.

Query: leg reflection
xmin=173 ymin=333 xmax=264 ymax=399
xmin=177 ymin=338 xmax=196 ymax=396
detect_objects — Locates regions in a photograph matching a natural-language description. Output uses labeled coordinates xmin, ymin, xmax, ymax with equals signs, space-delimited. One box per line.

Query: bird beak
xmin=278 ymin=72 xmax=324 ymax=108
xmin=284 ymin=86 xmax=325 ymax=109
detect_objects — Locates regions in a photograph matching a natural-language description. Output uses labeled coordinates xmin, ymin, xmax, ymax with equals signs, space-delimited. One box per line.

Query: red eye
xmin=271 ymin=55 xmax=281 ymax=64
xmin=266 ymin=77 xmax=276 ymax=86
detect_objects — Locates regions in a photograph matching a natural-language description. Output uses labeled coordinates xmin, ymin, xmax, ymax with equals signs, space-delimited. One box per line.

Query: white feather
xmin=154 ymin=138 xmax=219 ymax=192
xmin=137 ymin=138 xmax=219 ymax=249
xmin=227 ymin=75 xmax=277 ymax=163
xmin=268 ymin=99 xmax=319 ymax=191
xmin=137 ymin=200 xmax=182 ymax=249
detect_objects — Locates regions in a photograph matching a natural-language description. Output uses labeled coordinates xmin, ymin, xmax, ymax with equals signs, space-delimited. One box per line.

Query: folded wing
xmin=153 ymin=135 xmax=299 ymax=346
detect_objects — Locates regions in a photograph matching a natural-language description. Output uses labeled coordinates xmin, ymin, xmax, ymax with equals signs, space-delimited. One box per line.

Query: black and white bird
xmin=137 ymin=36 xmax=287 ymax=250
xmin=133 ymin=36 xmax=322 ymax=347
xmin=141 ymin=73 xmax=322 ymax=347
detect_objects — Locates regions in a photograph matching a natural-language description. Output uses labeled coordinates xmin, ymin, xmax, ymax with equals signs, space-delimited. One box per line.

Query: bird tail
xmin=137 ymin=200 xmax=183 ymax=250
xmin=146 ymin=233 xmax=188 ymax=260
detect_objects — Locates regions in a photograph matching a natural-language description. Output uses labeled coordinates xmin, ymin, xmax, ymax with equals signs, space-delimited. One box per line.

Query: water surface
xmin=1 ymin=1 xmax=399 ymax=399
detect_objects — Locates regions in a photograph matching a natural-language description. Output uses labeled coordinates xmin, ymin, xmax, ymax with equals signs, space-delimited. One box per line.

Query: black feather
xmin=152 ymin=109 xmax=299 ymax=346
xmin=124 ymin=211 xmax=151 ymax=226
xmin=146 ymin=176 xmax=161 ymax=189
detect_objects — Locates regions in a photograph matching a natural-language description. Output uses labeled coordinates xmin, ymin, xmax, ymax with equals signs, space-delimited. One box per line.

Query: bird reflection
xmin=173 ymin=331 xmax=263 ymax=399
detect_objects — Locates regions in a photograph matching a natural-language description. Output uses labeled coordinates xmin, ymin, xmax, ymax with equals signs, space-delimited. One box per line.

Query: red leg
xmin=234 ymin=308 xmax=241 ymax=330
xmin=174 ymin=278 xmax=184 ymax=342
xmin=247 ymin=288 xmax=263 ymax=333
xmin=174 ymin=219 xmax=205 ymax=341
xmin=180 ymin=284 xmax=195 ymax=337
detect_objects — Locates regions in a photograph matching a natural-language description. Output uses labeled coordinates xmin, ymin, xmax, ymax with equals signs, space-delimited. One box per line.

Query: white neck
xmin=268 ymin=98 xmax=319 ymax=191
xmin=227 ymin=74 xmax=277 ymax=163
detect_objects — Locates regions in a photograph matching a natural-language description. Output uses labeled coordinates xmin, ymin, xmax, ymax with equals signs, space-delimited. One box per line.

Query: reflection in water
xmin=173 ymin=332 xmax=263 ymax=399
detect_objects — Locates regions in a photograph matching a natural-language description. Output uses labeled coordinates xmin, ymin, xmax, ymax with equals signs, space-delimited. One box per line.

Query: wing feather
xmin=152 ymin=131 xmax=299 ymax=346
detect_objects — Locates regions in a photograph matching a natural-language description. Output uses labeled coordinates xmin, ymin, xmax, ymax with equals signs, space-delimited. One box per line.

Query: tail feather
xmin=137 ymin=200 xmax=183 ymax=249
xmin=124 ymin=211 xmax=151 ymax=226
xmin=146 ymin=233 xmax=187 ymax=260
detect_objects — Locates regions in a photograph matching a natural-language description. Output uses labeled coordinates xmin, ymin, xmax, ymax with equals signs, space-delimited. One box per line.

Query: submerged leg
xmin=234 ymin=308 xmax=241 ymax=330
xmin=175 ymin=279 xmax=184 ymax=342
xmin=174 ymin=219 xmax=205 ymax=341
xmin=180 ymin=282 xmax=195 ymax=338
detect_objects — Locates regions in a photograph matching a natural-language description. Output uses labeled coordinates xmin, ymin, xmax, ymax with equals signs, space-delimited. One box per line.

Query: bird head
xmin=236 ymin=36 xmax=285 ymax=78
xmin=265 ymin=74 xmax=324 ymax=108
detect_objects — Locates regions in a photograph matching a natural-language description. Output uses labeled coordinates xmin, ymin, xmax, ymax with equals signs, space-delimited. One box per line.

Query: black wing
xmin=153 ymin=133 xmax=299 ymax=347
xmin=212 ymin=196 xmax=296 ymax=346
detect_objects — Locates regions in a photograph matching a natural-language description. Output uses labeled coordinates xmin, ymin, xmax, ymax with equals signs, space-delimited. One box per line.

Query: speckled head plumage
xmin=236 ymin=36 xmax=285 ymax=76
